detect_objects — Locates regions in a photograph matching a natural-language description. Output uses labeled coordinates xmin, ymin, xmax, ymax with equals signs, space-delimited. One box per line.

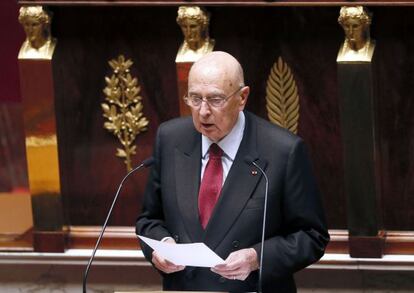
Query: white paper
xmin=138 ymin=235 xmax=225 ymax=267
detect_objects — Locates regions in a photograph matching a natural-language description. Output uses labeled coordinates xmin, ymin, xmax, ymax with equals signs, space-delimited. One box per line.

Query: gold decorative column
xmin=175 ymin=6 xmax=215 ymax=116
xmin=337 ymin=6 xmax=384 ymax=258
xmin=18 ymin=6 xmax=64 ymax=252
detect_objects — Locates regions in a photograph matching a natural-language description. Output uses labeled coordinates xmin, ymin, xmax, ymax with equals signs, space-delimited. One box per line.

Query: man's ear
xmin=239 ymin=86 xmax=250 ymax=110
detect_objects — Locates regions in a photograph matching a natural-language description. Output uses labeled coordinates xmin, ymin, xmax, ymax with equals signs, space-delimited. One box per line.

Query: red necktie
xmin=198 ymin=143 xmax=223 ymax=229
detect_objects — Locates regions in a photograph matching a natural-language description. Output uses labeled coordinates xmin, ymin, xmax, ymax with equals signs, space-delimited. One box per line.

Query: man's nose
xmin=199 ymin=100 xmax=211 ymax=116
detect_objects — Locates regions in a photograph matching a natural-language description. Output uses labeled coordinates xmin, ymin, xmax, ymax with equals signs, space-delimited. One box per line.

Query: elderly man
xmin=136 ymin=51 xmax=329 ymax=292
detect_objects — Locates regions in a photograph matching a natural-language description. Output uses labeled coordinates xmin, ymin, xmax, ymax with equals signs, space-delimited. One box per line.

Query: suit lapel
xmin=175 ymin=130 xmax=204 ymax=242
xmin=203 ymin=113 xmax=268 ymax=250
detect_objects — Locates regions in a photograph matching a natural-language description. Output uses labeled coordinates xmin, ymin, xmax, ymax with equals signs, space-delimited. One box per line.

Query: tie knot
xmin=209 ymin=143 xmax=223 ymax=159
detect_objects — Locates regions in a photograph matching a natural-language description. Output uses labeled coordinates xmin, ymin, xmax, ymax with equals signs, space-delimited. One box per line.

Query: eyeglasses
xmin=184 ymin=86 xmax=243 ymax=108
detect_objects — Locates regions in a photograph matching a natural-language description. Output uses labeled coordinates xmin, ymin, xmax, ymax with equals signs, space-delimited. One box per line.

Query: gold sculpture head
xmin=176 ymin=6 xmax=210 ymax=51
xmin=18 ymin=6 xmax=51 ymax=50
xmin=338 ymin=6 xmax=372 ymax=51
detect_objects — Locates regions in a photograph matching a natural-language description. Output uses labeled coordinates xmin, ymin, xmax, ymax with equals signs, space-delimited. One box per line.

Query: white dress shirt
xmin=200 ymin=111 xmax=246 ymax=185
xmin=161 ymin=112 xmax=246 ymax=242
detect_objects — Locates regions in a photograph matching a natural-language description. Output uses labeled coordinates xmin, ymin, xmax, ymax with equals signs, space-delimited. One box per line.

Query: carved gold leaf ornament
xmin=266 ymin=57 xmax=300 ymax=134
xmin=101 ymin=55 xmax=149 ymax=171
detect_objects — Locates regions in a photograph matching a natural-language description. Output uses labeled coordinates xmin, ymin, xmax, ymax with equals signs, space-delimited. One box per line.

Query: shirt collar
xmin=201 ymin=111 xmax=246 ymax=160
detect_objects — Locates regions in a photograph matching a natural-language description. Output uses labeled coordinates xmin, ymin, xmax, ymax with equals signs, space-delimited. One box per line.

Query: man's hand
xmin=151 ymin=238 xmax=185 ymax=274
xmin=211 ymin=248 xmax=259 ymax=281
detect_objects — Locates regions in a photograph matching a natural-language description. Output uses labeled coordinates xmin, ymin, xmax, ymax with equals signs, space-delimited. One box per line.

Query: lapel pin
xmin=251 ymin=170 xmax=258 ymax=176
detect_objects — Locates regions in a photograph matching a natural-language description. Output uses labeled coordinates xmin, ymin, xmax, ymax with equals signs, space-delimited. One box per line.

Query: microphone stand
xmin=245 ymin=157 xmax=269 ymax=293
xmin=82 ymin=157 xmax=154 ymax=293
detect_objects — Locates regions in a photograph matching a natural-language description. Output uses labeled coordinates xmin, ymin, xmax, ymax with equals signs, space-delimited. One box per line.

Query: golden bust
xmin=18 ymin=6 xmax=56 ymax=60
xmin=176 ymin=6 xmax=215 ymax=63
xmin=337 ymin=6 xmax=375 ymax=62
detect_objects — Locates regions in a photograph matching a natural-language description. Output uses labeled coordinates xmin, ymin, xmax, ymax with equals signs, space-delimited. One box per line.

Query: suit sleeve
xmin=252 ymin=138 xmax=330 ymax=279
xmin=136 ymin=125 xmax=172 ymax=260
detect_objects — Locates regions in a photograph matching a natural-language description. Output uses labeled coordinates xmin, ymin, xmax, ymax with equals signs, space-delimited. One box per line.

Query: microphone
xmin=244 ymin=156 xmax=269 ymax=293
xmin=82 ymin=157 xmax=154 ymax=293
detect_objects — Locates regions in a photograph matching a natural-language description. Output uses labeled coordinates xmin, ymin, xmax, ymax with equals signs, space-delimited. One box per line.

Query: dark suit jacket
xmin=136 ymin=111 xmax=329 ymax=292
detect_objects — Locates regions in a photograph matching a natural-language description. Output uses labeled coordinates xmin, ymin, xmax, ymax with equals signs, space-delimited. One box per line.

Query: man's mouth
xmin=201 ymin=123 xmax=214 ymax=129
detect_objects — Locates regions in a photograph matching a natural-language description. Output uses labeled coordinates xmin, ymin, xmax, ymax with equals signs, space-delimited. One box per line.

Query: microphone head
xmin=143 ymin=157 xmax=155 ymax=167
xmin=244 ymin=155 xmax=255 ymax=165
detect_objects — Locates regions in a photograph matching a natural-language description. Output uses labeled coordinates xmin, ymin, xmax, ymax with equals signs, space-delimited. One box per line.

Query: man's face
xmin=23 ymin=18 xmax=45 ymax=48
xmin=188 ymin=66 xmax=248 ymax=142
xmin=181 ymin=19 xmax=203 ymax=50
xmin=342 ymin=18 xmax=367 ymax=49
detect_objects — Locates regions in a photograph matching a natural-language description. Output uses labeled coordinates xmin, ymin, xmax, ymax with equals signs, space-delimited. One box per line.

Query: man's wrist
xmin=248 ymin=248 xmax=259 ymax=271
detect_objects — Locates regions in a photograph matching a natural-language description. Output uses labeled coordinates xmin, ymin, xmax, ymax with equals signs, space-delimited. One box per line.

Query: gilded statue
xmin=176 ymin=6 xmax=215 ymax=63
xmin=337 ymin=6 xmax=375 ymax=62
xmin=18 ymin=6 xmax=56 ymax=60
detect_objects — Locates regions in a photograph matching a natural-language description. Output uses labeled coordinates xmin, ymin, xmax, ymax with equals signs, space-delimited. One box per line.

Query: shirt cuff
xmin=161 ymin=236 xmax=174 ymax=242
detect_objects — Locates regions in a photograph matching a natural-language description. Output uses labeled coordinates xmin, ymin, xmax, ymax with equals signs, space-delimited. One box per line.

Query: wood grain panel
xmin=373 ymin=8 xmax=414 ymax=230
xmin=0 ymin=0 xmax=24 ymax=103
xmin=44 ymin=6 xmax=414 ymax=234
xmin=51 ymin=6 xmax=345 ymax=228
xmin=66 ymin=228 xmax=414 ymax=255
xmin=51 ymin=7 xmax=180 ymax=227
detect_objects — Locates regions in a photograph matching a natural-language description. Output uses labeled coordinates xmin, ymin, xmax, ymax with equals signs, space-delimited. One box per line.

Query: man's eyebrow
xmin=188 ymin=90 xmax=225 ymax=96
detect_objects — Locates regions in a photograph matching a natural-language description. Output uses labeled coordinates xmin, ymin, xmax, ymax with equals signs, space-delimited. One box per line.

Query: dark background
xmin=2 ymin=5 xmax=414 ymax=232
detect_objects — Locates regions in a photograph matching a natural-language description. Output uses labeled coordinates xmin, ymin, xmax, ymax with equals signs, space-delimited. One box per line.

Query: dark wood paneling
xmin=33 ymin=231 xmax=65 ymax=252
xmin=67 ymin=226 xmax=140 ymax=249
xmin=52 ymin=6 xmax=346 ymax=228
xmin=0 ymin=1 xmax=28 ymax=192
xmin=48 ymin=6 xmax=414 ymax=234
xmin=0 ymin=104 xmax=28 ymax=192
xmin=373 ymin=8 xmax=414 ymax=230
xmin=66 ymin=228 xmax=414 ymax=256
xmin=0 ymin=0 xmax=24 ymax=103
xmin=209 ymin=7 xmax=346 ymax=228
xmin=349 ymin=235 xmax=385 ymax=258
xmin=51 ymin=7 xmax=180 ymax=227
xmin=19 ymin=60 xmax=57 ymax=136
xmin=385 ymin=231 xmax=414 ymax=254
xmin=176 ymin=62 xmax=192 ymax=116
xmin=338 ymin=62 xmax=381 ymax=237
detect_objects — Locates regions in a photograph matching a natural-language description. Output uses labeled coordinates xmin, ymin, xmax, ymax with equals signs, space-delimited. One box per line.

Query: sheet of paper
xmin=138 ymin=235 xmax=225 ymax=267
